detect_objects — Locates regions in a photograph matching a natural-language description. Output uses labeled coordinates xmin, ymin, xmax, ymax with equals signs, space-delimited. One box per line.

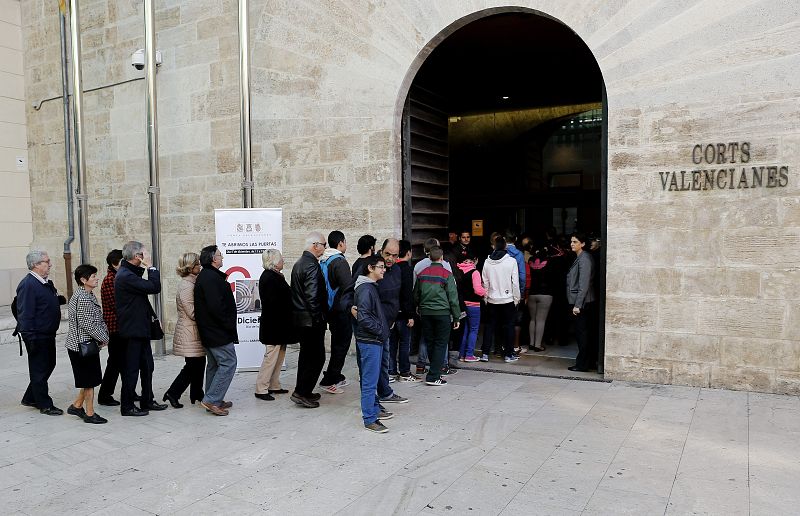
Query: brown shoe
xmin=200 ymin=401 xmax=229 ymax=416
xmin=220 ymin=401 xmax=233 ymax=409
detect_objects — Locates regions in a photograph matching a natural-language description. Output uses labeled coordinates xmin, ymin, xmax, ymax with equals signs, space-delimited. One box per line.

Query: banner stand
xmin=214 ymin=208 xmax=282 ymax=370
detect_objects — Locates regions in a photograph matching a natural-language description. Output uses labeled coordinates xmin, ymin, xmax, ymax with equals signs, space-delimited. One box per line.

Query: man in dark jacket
xmin=353 ymin=254 xmax=390 ymax=433
xmin=194 ymin=245 xmax=238 ymax=416
xmin=375 ymin=238 xmax=408 ymax=404
xmin=17 ymin=249 xmax=65 ymax=415
xmin=115 ymin=241 xmax=167 ymax=416
xmin=389 ymin=239 xmax=417 ymax=381
xmin=319 ymin=230 xmax=353 ymax=393
xmin=290 ymin=231 xmax=328 ymax=408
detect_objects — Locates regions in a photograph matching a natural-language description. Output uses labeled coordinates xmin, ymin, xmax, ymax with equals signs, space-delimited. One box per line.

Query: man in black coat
xmin=194 ymin=245 xmax=238 ymax=416
xmin=17 ymin=249 xmax=65 ymax=415
xmin=115 ymin=241 xmax=167 ymax=416
xmin=290 ymin=231 xmax=328 ymax=408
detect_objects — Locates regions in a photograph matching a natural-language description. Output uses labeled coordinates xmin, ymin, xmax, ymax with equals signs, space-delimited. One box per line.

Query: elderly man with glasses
xmin=17 ymin=249 xmax=67 ymax=415
xmin=289 ymin=231 xmax=329 ymax=408
xmin=115 ymin=241 xmax=167 ymax=416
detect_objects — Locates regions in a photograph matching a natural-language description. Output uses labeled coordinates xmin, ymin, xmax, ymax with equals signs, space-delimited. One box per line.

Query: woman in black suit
xmin=566 ymin=232 xmax=596 ymax=372
xmin=254 ymin=249 xmax=299 ymax=400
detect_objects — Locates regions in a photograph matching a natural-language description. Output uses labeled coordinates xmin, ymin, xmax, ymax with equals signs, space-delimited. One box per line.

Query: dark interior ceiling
xmin=413 ymin=13 xmax=604 ymax=115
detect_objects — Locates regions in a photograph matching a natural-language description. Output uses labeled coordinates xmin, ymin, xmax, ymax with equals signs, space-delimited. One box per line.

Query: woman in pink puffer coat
xmin=163 ymin=252 xmax=205 ymax=407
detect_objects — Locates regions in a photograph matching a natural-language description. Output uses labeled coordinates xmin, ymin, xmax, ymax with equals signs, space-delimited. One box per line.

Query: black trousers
xmin=166 ymin=356 xmax=206 ymax=402
xmin=294 ymin=323 xmax=326 ymax=397
xmin=121 ymin=338 xmax=154 ymax=411
xmin=320 ymin=310 xmax=353 ymax=386
xmin=98 ymin=332 xmax=124 ymax=401
xmin=22 ymin=337 xmax=57 ymax=409
xmin=481 ymin=302 xmax=516 ymax=358
xmin=573 ymin=302 xmax=598 ymax=371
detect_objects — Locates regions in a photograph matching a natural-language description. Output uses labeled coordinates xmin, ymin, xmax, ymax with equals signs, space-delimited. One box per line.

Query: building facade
xmin=18 ymin=1 xmax=800 ymax=393
xmin=0 ymin=0 xmax=33 ymax=306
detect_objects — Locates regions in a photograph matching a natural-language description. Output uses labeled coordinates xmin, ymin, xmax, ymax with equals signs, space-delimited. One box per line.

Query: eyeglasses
xmin=313 ymin=242 xmax=326 ymax=248
xmin=373 ymin=265 xmax=386 ymax=270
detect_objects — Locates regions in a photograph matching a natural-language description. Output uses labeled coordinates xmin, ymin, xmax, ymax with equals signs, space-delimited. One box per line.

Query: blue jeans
xmin=389 ymin=322 xmax=411 ymax=375
xmin=356 ymin=342 xmax=382 ymax=425
xmin=377 ymin=336 xmax=393 ymax=399
xmin=416 ymin=335 xmax=428 ymax=367
xmin=203 ymin=343 xmax=237 ymax=405
xmin=459 ymin=305 xmax=481 ymax=357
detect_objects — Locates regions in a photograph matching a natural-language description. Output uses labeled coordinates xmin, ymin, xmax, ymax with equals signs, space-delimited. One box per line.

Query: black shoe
xmin=190 ymin=392 xmax=204 ymax=405
xmin=255 ymin=393 xmax=275 ymax=401
xmin=121 ymin=407 xmax=149 ymax=416
xmin=20 ymin=400 xmax=37 ymax=408
xmin=162 ymin=393 xmax=183 ymax=409
xmin=83 ymin=413 xmax=107 ymax=424
xmin=268 ymin=389 xmax=289 ymax=394
xmin=132 ymin=392 xmax=142 ymax=402
xmin=40 ymin=406 xmax=63 ymax=416
xmin=67 ymin=404 xmax=86 ymax=418
xmin=290 ymin=392 xmax=320 ymax=408
xmin=97 ymin=397 xmax=121 ymax=407
xmin=568 ymin=366 xmax=588 ymax=372
xmin=308 ymin=392 xmax=321 ymax=401
xmin=144 ymin=401 xmax=168 ymax=411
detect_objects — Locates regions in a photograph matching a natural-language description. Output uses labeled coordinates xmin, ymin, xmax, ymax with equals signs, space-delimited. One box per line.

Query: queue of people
xmin=14 ymin=227 xmax=599 ymax=432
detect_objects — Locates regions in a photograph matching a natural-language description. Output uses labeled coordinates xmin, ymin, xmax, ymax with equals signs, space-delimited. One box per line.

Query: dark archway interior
xmin=407 ymin=11 xmax=604 ymax=246
xmin=403 ymin=11 xmax=607 ymax=375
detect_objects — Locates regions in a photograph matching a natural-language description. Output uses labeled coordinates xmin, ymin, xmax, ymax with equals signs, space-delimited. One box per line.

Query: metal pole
xmin=144 ymin=0 xmax=165 ymax=355
xmin=68 ymin=0 xmax=89 ymax=263
xmin=238 ymin=0 xmax=254 ymax=207
xmin=59 ymin=11 xmax=75 ymax=298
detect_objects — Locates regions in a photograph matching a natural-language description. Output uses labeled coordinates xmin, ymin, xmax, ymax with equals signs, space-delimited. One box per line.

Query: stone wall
xmin=20 ymin=0 xmax=800 ymax=392
xmin=0 ymin=0 xmax=32 ymax=305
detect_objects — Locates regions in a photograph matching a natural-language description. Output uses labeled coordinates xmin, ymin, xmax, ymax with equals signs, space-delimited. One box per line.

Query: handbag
xmin=79 ymin=340 xmax=100 ymax=357
xmin=150 ymin=313 xmax=165 ymax=340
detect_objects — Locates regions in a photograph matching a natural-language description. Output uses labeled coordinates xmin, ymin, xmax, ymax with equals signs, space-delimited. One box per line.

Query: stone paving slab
xmin=1 ymin=341 xmax=799 ymax=515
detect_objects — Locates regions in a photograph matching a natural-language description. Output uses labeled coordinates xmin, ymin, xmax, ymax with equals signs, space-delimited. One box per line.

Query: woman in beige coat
xmin=163 ymin=252 xmax=205 ymax=408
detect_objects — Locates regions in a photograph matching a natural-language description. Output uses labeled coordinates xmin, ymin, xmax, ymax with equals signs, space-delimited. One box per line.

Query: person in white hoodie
xmin=480 ymin=236 xmax=520 ymax=363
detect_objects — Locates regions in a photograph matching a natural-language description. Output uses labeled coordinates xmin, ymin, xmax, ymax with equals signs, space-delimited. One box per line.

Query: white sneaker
xmin=323 ymin=384 xmax=344 ymax=394
xmin=480 ymin=354 xmax=489 ymax=362
xmin=504 ymin=356 xmax=520 ymax=363
xmin=388 ymin=376 xmax=396 ymax=383
xmin=425 ymin=378 xmax=447 ymax=386
xmin=336 ymin=379 xmax=349 ymax=388
xmin=397 ymin=373 xmax=420 ymax=382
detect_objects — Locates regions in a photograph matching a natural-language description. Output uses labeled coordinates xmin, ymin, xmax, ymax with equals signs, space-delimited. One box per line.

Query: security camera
xmin=131 ymin=49 xmax=162 ymax=70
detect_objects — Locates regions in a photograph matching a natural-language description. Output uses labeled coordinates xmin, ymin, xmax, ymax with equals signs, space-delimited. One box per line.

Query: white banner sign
xmin=214 ymin=208 xmax=282 ymax=370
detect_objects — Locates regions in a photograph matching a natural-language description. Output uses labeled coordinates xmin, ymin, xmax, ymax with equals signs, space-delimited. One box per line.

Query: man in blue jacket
xmin=505 ymin=229 xmax=527 ymax=354
xmin=115 ymin=241 xmax=167 ymax=416
xmin=353 ymin=254 xmax=391 ymax=433
xmin=18 ymin=249 xmax=65 ymax=415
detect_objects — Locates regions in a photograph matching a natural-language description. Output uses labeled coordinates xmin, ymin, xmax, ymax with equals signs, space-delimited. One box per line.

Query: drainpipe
xmin=59 ymin=10 xmax=75 ymax=298
xmin=238 ymin=0 xmax=254 ymax=207
xmin=143 ymin=0 xmax=165 ymax=355
xmin=68 ymin=0 xmax=90 ymax=263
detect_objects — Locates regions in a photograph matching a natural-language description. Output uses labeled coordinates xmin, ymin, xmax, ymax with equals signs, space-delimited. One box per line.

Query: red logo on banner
xmin=224 ymin=266 xmax=250 ymax=292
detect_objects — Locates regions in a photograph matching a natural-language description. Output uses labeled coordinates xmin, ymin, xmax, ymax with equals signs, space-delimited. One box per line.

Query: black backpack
xmin=11 ymin=296 xmax=22 ymax=356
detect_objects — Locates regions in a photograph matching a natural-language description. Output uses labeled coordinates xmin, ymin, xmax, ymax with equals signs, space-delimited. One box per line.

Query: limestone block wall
xmin=0 ymin=0 xmax=32 ymax=305
xmin=20 ymin=0 xmax=800 ymax=392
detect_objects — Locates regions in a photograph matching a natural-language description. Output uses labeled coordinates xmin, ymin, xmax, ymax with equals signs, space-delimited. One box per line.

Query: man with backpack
xmin=318 ymin=230 xmax=353 ymax=394
xmin=17 ymin=249 xmax=66 ymax=415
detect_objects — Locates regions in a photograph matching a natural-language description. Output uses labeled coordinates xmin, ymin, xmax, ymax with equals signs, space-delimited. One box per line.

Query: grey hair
xmin=122 ymin=241 xmax=145 ymax=260
xmin=261 ymin=248 xmax=283 ymax=270
xmin=304 ymin=231 xmax=325 ymax=249
xmin=26 ymin=249 xmax=49 ymax=270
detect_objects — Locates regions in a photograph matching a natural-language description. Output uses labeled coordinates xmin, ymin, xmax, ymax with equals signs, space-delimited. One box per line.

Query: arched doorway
xmin=399 ymin=9 xmax=607 ymax=377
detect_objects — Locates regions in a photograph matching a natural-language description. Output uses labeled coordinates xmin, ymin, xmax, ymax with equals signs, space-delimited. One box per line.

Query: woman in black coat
xmin=255 ymin=249 xmax=299 ymax=400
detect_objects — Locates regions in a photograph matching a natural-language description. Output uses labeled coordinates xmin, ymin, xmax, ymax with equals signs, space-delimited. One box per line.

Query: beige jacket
xmin=173 ymin=275 xmax=205 ymax=357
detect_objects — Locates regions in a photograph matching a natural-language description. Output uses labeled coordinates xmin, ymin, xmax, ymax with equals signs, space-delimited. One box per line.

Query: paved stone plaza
xmin=0 ymin=336 xmax=797 ymax=516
